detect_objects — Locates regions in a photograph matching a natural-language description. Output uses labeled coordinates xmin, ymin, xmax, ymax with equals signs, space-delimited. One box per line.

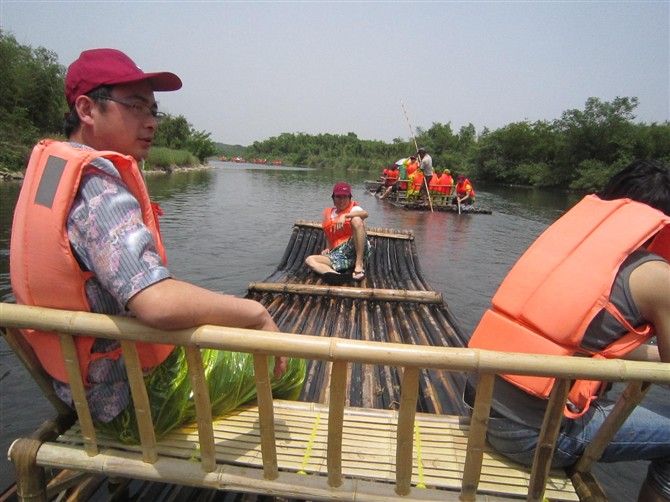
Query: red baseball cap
xmin=65 ymin=48 xmax=182 ymax=106
xmin=332 ymin=182 xmax=352 ymax=196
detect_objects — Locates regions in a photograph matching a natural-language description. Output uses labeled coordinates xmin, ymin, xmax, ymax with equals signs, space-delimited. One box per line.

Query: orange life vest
xmin=430 ymin=173 xmax=452 ymax=194
xmin=322 ymin=200 xmax=356 ymax=249
xmin=10 ymin=139 xmax=174 ymax=385
xmin=412 ymin=170 xmax=424 ymax=191
xmin=456 ymin=179 xmax=475 ymax=198
xmin=384 ymin=168 xmax=399 ymax=186
xmin=468 ymin=195 xmax=670 ymax=417
xmin=406 ymin=160 xmax=419 ymax=176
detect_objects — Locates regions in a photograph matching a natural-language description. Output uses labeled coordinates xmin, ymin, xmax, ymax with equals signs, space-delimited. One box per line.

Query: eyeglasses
xmin=100 ymin=96 xmax=165 ymax=120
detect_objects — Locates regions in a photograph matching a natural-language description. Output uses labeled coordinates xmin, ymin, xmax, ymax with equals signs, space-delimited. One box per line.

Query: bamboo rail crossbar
xmin=247 ymin=282 xmax=444 ymax=304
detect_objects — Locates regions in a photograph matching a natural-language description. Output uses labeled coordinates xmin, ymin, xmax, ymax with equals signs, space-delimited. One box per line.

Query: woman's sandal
xmin=352 ymin=269 xmax=365 ymax=281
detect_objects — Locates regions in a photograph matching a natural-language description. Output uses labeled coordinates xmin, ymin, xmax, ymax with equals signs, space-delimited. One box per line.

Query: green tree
xmin=153 ymin=114 xmax=216 ymax=162
xmin=153 ymin=115 xmax=191 ymax=150
xmin=555 ymin=97 xmax=638 ymax=182
xmin=0 ymin=31 xmax=66 ymax=171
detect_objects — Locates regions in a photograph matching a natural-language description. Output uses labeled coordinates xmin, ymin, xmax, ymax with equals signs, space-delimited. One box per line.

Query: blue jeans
xmin=487 ymin=391 xmax=670 ymax=498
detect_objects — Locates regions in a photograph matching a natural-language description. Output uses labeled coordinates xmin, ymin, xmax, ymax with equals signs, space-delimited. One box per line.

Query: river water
xmin=0 ymin=161 xmax=589 ymax=490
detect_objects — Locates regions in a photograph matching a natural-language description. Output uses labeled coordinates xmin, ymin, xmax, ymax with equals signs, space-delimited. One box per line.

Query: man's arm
xmin=128 ymin=279 xmax=287 ymax=376
xmin=628 ymin=259 xmax=670 ymax=363
xmin=128 ymin=278 xmax=275 ymax=331
xmin=346 ymin=209 xmax=368 ymax=220
xmin=334 ymin=208 xmax=368 ymax=230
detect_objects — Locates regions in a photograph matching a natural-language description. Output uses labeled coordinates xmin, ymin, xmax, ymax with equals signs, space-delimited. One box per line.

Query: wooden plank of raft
xmin=247 ymin=282 xmax=443 ymax=304
xmin=293 ymin=219 xmax=414 ymax=240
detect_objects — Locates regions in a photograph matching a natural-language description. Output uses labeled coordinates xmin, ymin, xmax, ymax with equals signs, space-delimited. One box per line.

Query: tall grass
xmin=146 ymin=146 xmax=198 ymax=170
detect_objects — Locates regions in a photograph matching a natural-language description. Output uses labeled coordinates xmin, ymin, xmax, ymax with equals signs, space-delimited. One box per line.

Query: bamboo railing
xmin=3 ymin=302 xmax=670 ymax=501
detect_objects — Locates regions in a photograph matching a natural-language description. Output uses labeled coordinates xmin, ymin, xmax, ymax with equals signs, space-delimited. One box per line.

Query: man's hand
xmin=321 ymin=248 xmax=330 ymax=255
xmin=335 ymin=213 xmax=347 ymax=230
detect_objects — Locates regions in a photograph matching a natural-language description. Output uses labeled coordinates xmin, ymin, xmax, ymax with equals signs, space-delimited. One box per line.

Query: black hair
xmin=598 ymin=159 xmax=670 ymax=216
xmin=63 ymin=85 xmax=113 ymax=138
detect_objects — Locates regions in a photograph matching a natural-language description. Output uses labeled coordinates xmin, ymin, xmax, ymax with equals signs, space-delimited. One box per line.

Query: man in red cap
xmin=305 ymin=182 xmax=370 ymax=285
xmin=10 ymin=49 xmax=303 ymax=440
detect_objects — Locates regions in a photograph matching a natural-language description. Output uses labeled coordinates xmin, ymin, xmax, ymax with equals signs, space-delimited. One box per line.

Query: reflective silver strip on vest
xmin=34 ymin=156 xmax=67 ymax=208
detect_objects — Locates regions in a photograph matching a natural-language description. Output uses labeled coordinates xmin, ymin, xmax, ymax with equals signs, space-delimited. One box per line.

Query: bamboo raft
xmin=246 ymin=221 xmax=468 ymax=414
xmin=364 ymin=180 xmax=492 ymax=215
xmin=2 ymin=222 xmax=670 ymax=501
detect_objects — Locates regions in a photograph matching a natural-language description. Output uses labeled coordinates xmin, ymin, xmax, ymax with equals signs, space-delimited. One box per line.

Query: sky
xmin=1 ymin=1 xmax=668 ymax=146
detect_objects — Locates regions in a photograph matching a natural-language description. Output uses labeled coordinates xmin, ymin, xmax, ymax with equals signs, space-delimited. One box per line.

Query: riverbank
xmin=142 ymin=163 xmax=213 ymax=175
xmin=0 ymin=163 xmax=212 ymax=183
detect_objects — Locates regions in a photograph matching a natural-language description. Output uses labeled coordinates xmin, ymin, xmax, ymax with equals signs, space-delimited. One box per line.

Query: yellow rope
xmin=414 ymin=421 xmax=426 ymax=488
xmin=298 ymin=413 xmax=321 ymax=475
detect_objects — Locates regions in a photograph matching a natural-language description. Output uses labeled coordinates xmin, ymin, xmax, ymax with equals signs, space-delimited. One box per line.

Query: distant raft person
xmin=407 ymin=168 xmax=424 ymax=201
xmin=429 ymin=168 xmax=454 ymax=197
xmin=379 ymin=162 xmax=400 ymax=198
xmin=305 ymin=182 xmax=371 ymax=285
xmin=417 ymin=147 xmax=433 ymax=203
xmin=453 ymin=174 xmax=476 ymax=205
xmin=406 ymin=155 xmax=419 ymax=177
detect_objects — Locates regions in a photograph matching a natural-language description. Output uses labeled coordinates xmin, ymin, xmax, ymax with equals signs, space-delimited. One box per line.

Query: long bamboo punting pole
xmin=247 ymin=282 xmax=443 ymax=304
xmin=2 ymin=303 xmax=670 ymax=384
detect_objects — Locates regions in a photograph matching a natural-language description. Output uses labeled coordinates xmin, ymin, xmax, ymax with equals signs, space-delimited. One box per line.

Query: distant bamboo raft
xmin=245 ymin=220 xmax=468 ymax=415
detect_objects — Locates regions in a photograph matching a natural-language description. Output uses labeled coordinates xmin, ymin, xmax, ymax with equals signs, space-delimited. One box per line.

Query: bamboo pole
xmin=8 ymin=438 xmax=47 ymax=502
xmin=184 ymin=346 xmax=216 ymax=472
xmin=572 ymin=381 xmax=651 ymax=474
xmin=460 ymin=373 xmax=494 ymax=501
xmin=2 ymin=303 xmax=670 ymax=385
xmin=327 ymin=361 xmax=347 ymax=487
xmin=59 ymin=334 xmax=98 ymax=456
xmin=247 ymin=282 xmax=443 ymax=304
xmin=395 ymin=366 xmax=420 ymax=496
xmin=120 ymin=340 xmax=157 ymax=463
xmin=527 ymin=378 xmax=571 ymax=501
xmin=253 ymin=355 xmax=278 ymax=480
xmin=293 ymin=220 xmax=414 ymax=240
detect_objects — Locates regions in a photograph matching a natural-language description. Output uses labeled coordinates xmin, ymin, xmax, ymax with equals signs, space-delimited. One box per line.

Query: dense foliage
xmin=0 ymin=31 xmax=65 ymax=172
xmin=0 ymin=31 xmax=217 ymax=172
xmin=152 ymin=114 xmax=217 ymax=162
xmin=249 ymin=98 xmax=670 ymax=191
xmin=249 ymin=131 xmax=410 ymax=171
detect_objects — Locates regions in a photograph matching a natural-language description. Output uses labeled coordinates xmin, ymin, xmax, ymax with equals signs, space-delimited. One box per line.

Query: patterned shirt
xmin=53 ymin=144 xmax=171 ymax=422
